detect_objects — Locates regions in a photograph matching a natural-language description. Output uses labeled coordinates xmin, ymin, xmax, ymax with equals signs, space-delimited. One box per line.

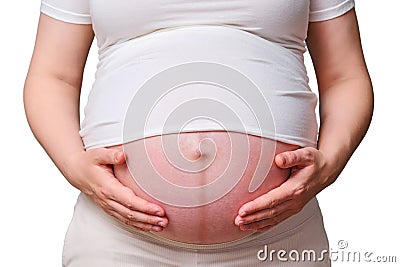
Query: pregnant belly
xmin=111 ymin=131 xmax=299 ymax=244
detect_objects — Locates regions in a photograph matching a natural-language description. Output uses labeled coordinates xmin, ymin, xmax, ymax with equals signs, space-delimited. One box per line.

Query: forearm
xmin=317 ymin=76 xmax=373 ymax=185
xmin=24 ymin=74 xmax=85 ymax=185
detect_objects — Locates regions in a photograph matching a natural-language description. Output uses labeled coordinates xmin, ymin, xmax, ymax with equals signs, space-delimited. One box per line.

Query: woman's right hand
xmin=64 ymin=147 xmax=169 ymax=232
xmin=24 ymin=14 xmax=168 ymax=233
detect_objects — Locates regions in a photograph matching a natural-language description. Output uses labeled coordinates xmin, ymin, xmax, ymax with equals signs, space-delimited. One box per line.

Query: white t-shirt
xmin=41 ymin=0 xmax=355 ymax=149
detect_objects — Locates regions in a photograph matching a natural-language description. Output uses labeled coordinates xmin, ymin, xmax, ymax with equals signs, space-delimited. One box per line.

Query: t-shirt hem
xmin=40 ymin=2 xmax=91 ymax=25
xmin=83 ymin=131 xmax=317 ymax=151
xmin=309 ymin=0 xmax=355 ymax=22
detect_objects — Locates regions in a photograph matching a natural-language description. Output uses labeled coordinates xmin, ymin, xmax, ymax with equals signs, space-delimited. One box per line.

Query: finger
xmin=92 ymin=171 xmax=165 ymax=215
xmin=106 ymin=199 xmax=168 ymax=227
xmin=91 ymin=148 xmax=126 ymax=165
xmin=239 ymin=209 xmax=295 ymax=232
xmin=114 ymin=150 xmax=126 ymax=165
xmin=275 ymin=147 xmax=316 ymax=169
xmin=235 ymin=199 xmax=293 ymax=226
xmin=238 ymin=181 xmax=295 ymax=216
xmin=91 ymin=196 xmax=165 ymax=232
xmin=106 ymin=209 xmax=164 ymax=232
xmin=117 ymin=185 xmax=166 ymax=216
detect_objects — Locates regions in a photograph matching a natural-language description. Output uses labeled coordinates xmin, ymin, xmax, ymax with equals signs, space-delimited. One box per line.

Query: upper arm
xmin=306 ymin=8 xmax=370 ymax=91
xmin=28 ymin=2 xmax=94 ymax=89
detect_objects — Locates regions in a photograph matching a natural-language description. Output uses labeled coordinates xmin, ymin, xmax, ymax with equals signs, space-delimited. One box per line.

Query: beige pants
xmin=62 ymin=193 xmax=330 ymax=266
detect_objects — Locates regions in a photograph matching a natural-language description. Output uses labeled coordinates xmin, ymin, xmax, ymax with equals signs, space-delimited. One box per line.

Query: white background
xmin=0 ymin=1 xmax=399 ymax=266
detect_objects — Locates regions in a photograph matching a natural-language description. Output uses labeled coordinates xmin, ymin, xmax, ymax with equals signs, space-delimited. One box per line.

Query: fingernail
xmin=282 ymin=156 xmax=287 ymax=165
xmin=234 ymin=217 xmax=241 ymax=225
xmin=155 ymin=211 xmax=163 ymax=216
xmin=239 ymin=211 xmax=247 ymax=217
xmin=158 ymin=220 xmax=166 ymax=227
xmin=151 ymin=226 xmax=162 ymax=232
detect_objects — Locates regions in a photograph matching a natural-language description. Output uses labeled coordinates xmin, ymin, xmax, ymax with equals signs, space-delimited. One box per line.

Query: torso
xmin=83 ymin=0 xmax=317 ymax=245
xmin=110 ymin=131 xmax=299 ymax=244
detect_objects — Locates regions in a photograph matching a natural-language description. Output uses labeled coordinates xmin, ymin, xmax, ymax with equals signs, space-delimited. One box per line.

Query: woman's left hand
xmin=234 ymin=146 xmax=334 ymax=232
xmin=233 ymin=7 xmax=373 ymax=233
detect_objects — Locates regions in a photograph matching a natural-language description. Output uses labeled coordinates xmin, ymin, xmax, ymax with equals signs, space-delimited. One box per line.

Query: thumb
xmin=93 ymin=148 xmax=126 ymax=165
xmin=114 ymin=150 xmax=126 ymax=165
xmin=275 ymin=148 xmax=314 ymax=169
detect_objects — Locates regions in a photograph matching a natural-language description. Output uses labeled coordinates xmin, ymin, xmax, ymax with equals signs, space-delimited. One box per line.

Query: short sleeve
xmin=310 ymin=0 xmax=355 ymax=22
xmin=40 ymin=0 xmax=91 ymax=24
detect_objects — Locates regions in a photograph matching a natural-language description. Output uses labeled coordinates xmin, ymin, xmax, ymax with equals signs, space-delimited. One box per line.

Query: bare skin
xmin=109 ymin=132 xmax=299 ymax=244
xmin=24 ymin=9 xmax=372 ymax=236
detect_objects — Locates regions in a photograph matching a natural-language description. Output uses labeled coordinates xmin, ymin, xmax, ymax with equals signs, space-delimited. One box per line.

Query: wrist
xmin=318 ymin=148 xmax=347 ymax=188
xmin=60 ymin=150 xmax=89 ymax=192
